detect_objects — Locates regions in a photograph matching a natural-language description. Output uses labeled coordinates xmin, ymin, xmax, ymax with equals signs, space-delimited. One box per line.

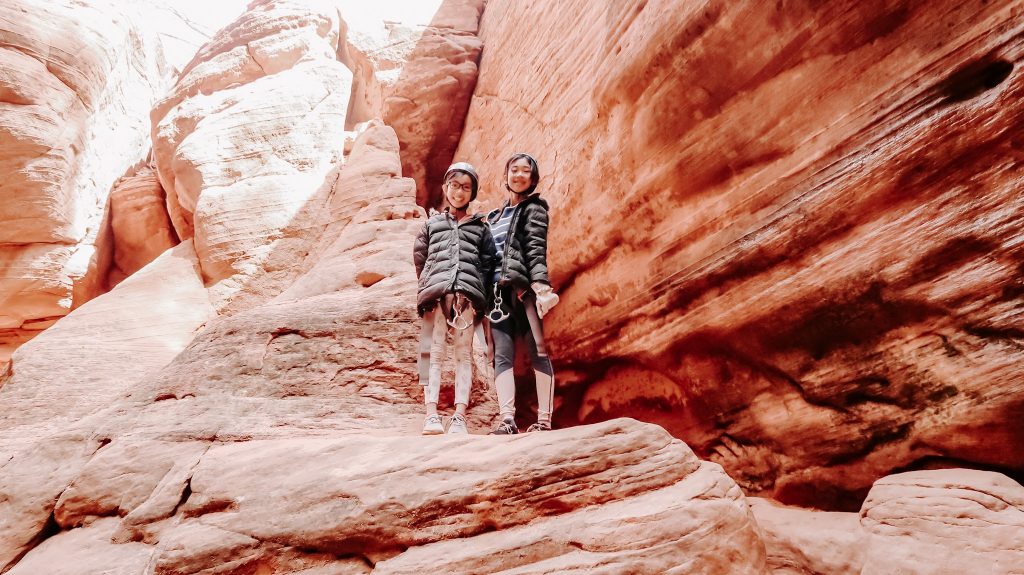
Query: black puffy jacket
xmin=414 ymin=209 xmax=497 ymax=316
xmin=488 ymin=193 xmax=550 ymax=291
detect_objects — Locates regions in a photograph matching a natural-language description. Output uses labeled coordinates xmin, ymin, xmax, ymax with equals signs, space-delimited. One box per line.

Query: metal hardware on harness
xmin=447 ymin=294 xmax=473 ymax=331
xmin=487 ymin=283 xmax=510 ymax=323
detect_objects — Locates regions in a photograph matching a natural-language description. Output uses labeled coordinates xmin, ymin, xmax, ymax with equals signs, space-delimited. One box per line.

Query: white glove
xmin=531 ymin=282 xmax=560 ymax=319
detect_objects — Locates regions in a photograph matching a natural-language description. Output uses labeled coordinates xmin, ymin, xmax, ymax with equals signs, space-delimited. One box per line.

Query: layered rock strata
xmin=151 ymin=0 xmax=352 ymax=311
xmin=750 ymin=469 xmax=1024 ymax=574
xmin=0 ymin=0 xmax=170 ymax=365
xmin=457 ymin=0 xmax=1024 ymax=509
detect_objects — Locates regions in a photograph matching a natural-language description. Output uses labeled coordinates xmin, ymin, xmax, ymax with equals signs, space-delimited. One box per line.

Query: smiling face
xmin=506 ymin=157 xmax=535 ymax=194
xmin=444 ymin=172 xmax=474 ymax=209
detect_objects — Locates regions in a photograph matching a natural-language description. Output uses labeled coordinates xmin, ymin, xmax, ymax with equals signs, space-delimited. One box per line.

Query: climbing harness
xmin=487 ymin=283 xmax=510 ymax=324
xmin=447 ymin=293 xmax=473 ymax=331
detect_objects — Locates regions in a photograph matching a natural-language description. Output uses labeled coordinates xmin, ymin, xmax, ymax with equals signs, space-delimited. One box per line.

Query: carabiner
xmin=488 ymin=283 xmax=510 ymax=323
xmin=446 ymin=294 xmax=473 ymax=331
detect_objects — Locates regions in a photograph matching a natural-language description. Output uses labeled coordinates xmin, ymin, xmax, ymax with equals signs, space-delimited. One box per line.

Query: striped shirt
xmin=490 ymin=206 xmax=516 ymax=281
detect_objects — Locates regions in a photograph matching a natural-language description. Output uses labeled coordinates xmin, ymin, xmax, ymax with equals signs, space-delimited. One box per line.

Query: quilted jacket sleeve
xmin=413 ymin=220 xmax=429 ymax=278
xmin=479 ymin=221 xmax=498 ymax=283
xmin=523 ymin=202 xmax=550 ymax=285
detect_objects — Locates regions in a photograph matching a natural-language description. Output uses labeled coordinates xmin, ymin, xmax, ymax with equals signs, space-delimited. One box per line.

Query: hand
xmin=531 ymin=282 xmax=560 ymax=319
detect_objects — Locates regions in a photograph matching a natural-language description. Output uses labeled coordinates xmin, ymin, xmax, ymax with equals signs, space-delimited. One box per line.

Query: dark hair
xmin=505 ymin=153 xmax=540 ymax=194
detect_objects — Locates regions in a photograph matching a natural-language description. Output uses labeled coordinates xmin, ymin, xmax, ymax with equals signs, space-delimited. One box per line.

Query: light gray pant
xmin=418 ymin=295 xmax=476 ymax=406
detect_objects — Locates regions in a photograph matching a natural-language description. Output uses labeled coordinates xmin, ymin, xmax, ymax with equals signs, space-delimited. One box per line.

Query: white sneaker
xmin=422 ymin=414 xmax=444 ymax=435
xmin=447 ymin=413 xmax=469 ymax=434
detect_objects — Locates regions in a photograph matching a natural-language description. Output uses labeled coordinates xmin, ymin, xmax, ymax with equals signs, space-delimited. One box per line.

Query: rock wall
xmin=0 ymin=2 xmax=777 ymax=571
xmin=456 ymin=0 xmax=1024 ymax=510
xmin=340 ymin=0 xmax=485 ymax=208
xmin=0 ymin=0 xmax=170 ymax=366
xmin=750 ymin=469 xmax=1024 ymax=574
xmin=106 ymin=167 xmax=178 ymax=287
xmin=3 ymin=0 xmax=1024 ymax=573
xmin=150 ymin=0 xmax=353 ymax=311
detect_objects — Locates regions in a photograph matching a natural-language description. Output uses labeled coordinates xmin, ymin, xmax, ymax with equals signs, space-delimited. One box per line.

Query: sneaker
xmin=526 ymin=421 xmax=551 ymax=432
xmin=422 ymin=414 xmax=444 ymax=435
xmin=489 ymin=417 xmax=518 ymax=435
xmin=447 ymin=413 xmax=468 ymax=434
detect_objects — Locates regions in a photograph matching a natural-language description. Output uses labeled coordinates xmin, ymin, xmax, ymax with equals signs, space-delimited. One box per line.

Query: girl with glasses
xmin=413 ymin=162 xmax=497 ymax=434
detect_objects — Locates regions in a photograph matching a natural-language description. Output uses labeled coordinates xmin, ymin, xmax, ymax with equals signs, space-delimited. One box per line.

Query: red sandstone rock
xmin=341 ymin=0 xmax=485 ymax=208
xmin=457 ymin=0 xmax=1024 ymax=510
xmin=107 ymin=167 xmax=178 ymax=287
xmin=4 ymin=0 xmax=1023 ymax=573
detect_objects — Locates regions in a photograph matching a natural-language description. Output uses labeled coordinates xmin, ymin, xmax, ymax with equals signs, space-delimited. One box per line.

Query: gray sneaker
xmin=526 ymin=421 xmax=551 ymax=432
xmin=489 ymin=417 xmax=518 ymax=435
xmin=422 ymin=414 xmax=444 ymax=435
xmin=447 ymin=413 xmax=469 ymax=434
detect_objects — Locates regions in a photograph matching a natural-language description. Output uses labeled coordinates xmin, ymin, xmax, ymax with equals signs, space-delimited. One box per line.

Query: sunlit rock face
xmin=0 ymin=240 xmax=216 ymax=568
xmin=151 ymin=0 xmax=352 ymax=311
xmin=0 ymin=0 xmax=170 ymax=366
xmin=456 ymin=0 xmax=1024 ymax=510
xmin=859 ymin=470 xmax=1024 ymax=574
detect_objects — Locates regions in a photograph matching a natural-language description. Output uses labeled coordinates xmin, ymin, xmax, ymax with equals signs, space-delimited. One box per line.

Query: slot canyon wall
xmin=456 ymin=0 xmax=1024 ymax=511
xmin=0 ymin=0 xmax=1023 ymax=573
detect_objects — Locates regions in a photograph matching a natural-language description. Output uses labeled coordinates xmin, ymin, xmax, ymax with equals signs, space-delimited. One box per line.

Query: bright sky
xmin=336 ymin=0 xmax=445 ymax=32
xmin=146 ymin=0 xmax=445 ymax=71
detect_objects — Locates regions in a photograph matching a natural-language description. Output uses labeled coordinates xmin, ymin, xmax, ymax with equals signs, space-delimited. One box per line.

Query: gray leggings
xmin=492 ymin=292 xmax=553 ymax=377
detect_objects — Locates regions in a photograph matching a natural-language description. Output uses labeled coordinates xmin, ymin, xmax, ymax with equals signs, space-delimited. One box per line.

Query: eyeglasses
xmin=446 ymin=181 xmax=473 ymax=193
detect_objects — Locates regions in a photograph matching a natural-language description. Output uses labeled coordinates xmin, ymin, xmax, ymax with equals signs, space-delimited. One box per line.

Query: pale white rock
xmin=377 ymin=457 xmax=766 ymax=575
xmin=0 ymin=0 xmax=171 ymax=362
xmin=54 ymin=439 xmax=208 ymax=529
xmin=0 ymin=239 xmax=213 ymax=567
xmin=0 ymin=240 xmax=214 ymax=460
xmin=6 ymin=518 xmax=152 ymax=575
xmin=748 ymin=497 xmax=866 ymax=575
xmin=860 ymin=470 xmax=1024 ymax=575
xmin=152 ymin=0 xmax=352 ymax=311
xmin=0 ymin=430 xmax=100 ymax=569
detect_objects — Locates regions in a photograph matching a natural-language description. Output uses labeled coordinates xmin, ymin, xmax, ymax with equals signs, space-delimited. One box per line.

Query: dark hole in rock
xmin=941 ymin=58 xmax=1013 ymax=103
